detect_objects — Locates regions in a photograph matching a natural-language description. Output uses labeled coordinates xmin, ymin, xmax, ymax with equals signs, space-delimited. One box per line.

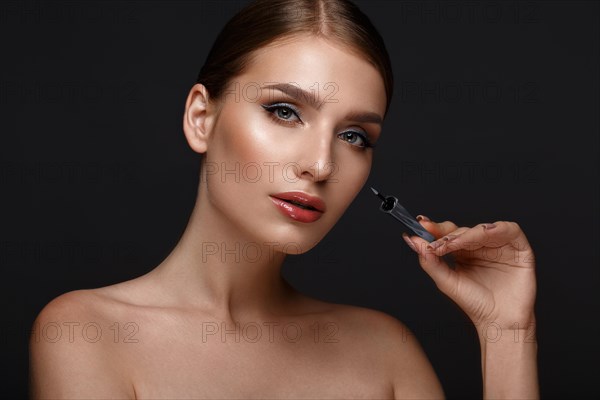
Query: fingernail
xmin=483 ymin=223 xmax=497 ymax=230
xmin=402 ymin=232 xmax=418 ymax=252
xmin=416 ymin=215 xmax=430 ymax=222
xmin=426 ymin=239 xmax=445 ymax=250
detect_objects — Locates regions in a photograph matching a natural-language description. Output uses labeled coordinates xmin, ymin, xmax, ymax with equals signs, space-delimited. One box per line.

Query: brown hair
xmin=196 ymin=0 xmax=394 ymax=117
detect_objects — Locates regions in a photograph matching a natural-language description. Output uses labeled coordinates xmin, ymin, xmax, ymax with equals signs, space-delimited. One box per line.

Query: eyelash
xmin=260 ymin=102 xmax=375 ymax=149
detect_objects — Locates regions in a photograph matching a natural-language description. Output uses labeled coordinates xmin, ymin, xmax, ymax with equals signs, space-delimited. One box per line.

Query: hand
xmin=402 ymin=218 xmax=537 ymax=331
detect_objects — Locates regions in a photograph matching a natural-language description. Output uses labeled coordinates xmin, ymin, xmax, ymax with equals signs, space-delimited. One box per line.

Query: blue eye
xmin=338 ymin=131 xmax=374 ymax=149
xmin=261 ymin=103 xmax=302 ymax=125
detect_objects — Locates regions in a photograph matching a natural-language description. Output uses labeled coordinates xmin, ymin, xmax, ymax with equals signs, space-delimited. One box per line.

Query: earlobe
xmin=182 ymin=83 xmax=215 ymax=154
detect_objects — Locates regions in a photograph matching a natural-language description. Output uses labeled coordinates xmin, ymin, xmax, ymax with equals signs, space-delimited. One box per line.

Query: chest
xmin=126 ymin=331 xmax=392 ymax=399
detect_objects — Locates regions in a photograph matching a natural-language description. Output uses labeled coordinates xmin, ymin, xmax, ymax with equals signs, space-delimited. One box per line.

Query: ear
xmin=183 ymin=83 xmax=217 ymax=154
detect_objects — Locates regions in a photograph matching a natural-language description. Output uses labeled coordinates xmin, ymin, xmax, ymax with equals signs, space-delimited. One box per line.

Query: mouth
xmin=269 ymin=191 xmax=326 ymax=223
xmin=270 ymin=192 xmax=326 ymax=213
xmin=276 ymin=199 xmax=318 ymax=212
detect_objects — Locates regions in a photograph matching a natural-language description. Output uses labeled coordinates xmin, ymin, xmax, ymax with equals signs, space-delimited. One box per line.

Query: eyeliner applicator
xmin=370 ymin=187 xmax=436 ymax=243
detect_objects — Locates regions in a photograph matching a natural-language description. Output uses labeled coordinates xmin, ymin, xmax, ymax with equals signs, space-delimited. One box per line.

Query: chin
xmin=257 ymin=222 xmax=332 ymax=256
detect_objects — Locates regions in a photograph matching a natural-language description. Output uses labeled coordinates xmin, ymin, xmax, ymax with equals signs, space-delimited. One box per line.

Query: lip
xmin=269 ymin=191 xmax=326 ymax=224
xmin=270 ymin=191 xmax=326 ymax=213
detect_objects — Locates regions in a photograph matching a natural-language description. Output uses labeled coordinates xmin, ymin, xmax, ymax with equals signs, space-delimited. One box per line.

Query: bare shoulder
xmin=33 ymin=289 xmax=105 ymax=320
xmin=325 ymin=302 xmax=446 ymax=399
xmin=31 ymin=286 xmax=136 ymax=329
xmin=29 ymin=288 xmax=136 ymax=399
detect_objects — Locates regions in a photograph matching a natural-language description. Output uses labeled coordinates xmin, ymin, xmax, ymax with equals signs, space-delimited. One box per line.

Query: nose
xmin=293 ymin=127 xmax=336 ymax=183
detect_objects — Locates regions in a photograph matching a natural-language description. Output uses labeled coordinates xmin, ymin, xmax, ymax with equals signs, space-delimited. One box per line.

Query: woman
xmin=29 ymin=0 xmax=539 ymax=398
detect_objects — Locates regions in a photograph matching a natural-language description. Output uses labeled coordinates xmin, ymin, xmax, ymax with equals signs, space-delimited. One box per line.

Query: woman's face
xmin=198 ymin=35 xmax=386 ymax=254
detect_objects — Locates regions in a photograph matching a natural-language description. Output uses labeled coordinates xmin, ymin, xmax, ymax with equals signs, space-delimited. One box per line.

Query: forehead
xmin=237 ymin=35 xmax=387 ymax=116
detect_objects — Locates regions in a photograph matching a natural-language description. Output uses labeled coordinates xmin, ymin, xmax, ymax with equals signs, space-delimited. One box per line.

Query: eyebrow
xmin=260 ymin=83 xmax=383 ymax=126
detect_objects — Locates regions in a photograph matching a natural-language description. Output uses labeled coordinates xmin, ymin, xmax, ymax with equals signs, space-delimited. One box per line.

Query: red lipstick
xmin=269 ymin=191 xmax=326 ymax=223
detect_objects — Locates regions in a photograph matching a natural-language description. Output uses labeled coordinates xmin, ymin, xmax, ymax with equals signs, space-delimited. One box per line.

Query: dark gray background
xmin=1 ymin=1 xmax=598 ymax=398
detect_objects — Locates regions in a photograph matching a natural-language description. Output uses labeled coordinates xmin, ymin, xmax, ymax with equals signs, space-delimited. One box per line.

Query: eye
xmin=274 ymin=107 xmax=295 ymax=120
xmin=261 ymin=103 xmax=302 ymax=125
xmin=338 ymin=130 xmax=374 ymax=149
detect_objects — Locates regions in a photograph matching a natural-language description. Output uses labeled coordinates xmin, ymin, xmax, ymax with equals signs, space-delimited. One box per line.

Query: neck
xmin=148 ymin=182 xmax=296 ymax=322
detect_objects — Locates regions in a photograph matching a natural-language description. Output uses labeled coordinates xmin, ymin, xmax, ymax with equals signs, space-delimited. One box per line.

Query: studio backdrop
xmin=1 ymin=1 xmax=598 ymax=398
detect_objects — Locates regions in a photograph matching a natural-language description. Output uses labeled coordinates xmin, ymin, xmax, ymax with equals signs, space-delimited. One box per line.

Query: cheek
xmin=325 ymin=152 xmax=372 ymax=217
xmin=346 ymin=160 xmax=371 ymax=196
xmin=213 ymin=105 xmax=288 ymax=168
xmin=205 ymin=104 xmax=294 ymax=211
xmin=336 ymin=147 xmax=372 ymax=186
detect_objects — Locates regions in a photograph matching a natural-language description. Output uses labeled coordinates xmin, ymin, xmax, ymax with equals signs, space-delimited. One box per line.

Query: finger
xmin=416 ymin=215 xmax=459 ymax=239
xmin=408 ymin=234 xmax=459 ymax=298
xmin=428 ymin=221 xmax=531 ymax=258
